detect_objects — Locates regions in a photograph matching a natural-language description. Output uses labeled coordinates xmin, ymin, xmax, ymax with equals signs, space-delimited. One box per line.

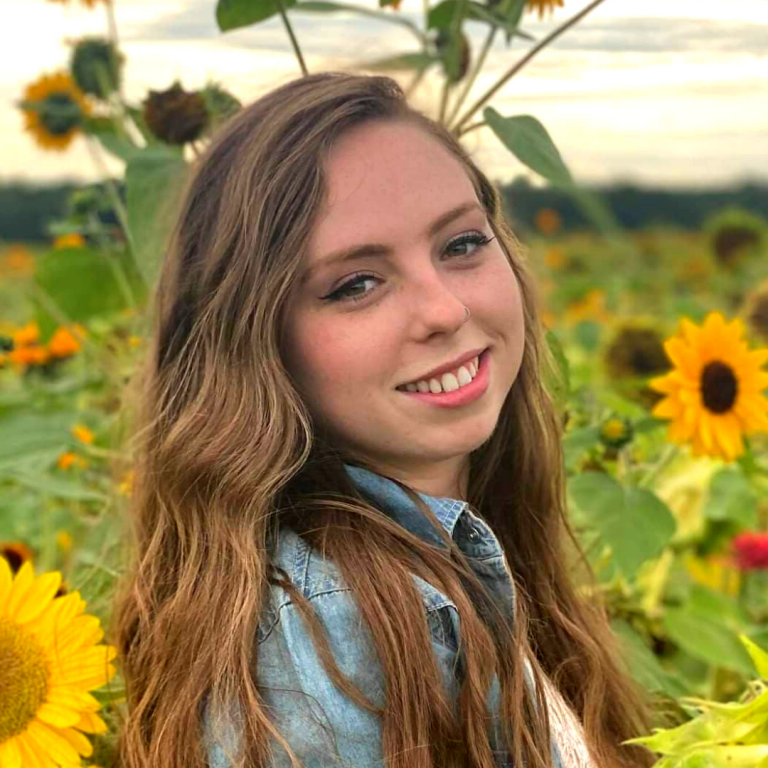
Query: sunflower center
xmin=701 ymin=361 xmax=738 ymax=413
xmin=40 ymin=92 xmax=82 ymax=136
xmin=0 ymin=617 xmax=50 ymax=742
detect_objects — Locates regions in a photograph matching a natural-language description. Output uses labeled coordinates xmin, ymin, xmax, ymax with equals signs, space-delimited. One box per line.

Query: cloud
xmin=546 ymin=17 xmax=768 ymax=55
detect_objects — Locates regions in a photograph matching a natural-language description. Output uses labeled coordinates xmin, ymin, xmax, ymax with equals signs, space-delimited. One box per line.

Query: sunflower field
xmin=3 ymin=0 xmax=768 ymax=766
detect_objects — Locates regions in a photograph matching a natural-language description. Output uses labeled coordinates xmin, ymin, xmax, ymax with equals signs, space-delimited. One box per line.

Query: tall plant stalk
xmin=452 ymin=0 xmax=608 ymax=135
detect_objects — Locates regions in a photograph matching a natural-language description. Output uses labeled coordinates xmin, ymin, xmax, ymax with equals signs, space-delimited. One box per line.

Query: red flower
xmin=733 ymin=532 xmax=768 ymax=571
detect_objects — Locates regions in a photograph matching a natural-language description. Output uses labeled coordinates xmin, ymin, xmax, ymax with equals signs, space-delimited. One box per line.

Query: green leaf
xmin=216 ymin=0 xmax=297 ymax=31
xmin=687 ymin=584 xmax=749 ymax=631
xmin=94 ymin=131 xmax=144 ymax=164
xmin=611 ymin=619 xmax=689 ymax=699
xmin=3 ymin=468 xmax=107 ymax=502
xmin=568 ymin=473 xmax=676 ymax=576
xmin=427 ymin=0 xmax=533 ymax=39
xmin=544 ymin=329 xmax=570 ymax=410
xmin=739 ymin=635 xmax=768 ymax=679
xmin=125 ymin=148 xmax=188 ymax=287
xmin=484 ymin=109 xmax=572 ymax=185
xmin=0 ymin=413 xmax=79 ymax=471
xmin=664 ymin=608 xmax=755 ymax=676
xmin=360 ymin=51 xmax=439 ymax=72
xmin=33 ymin=247 xmax=143 ymax=327
xmin=704 ymin=468 xmax=757 ymax=529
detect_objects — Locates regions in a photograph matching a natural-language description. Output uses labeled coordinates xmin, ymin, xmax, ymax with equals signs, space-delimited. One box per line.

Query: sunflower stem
xmin=637 ymin=444 xmax=679 ymax=490
xmin=101 ymin=0 xmax=136 ymax=141
xmin=453 ymin=0 xmax=608 ymax=136
xmin=446 ymin=25 xmax=496 ymax=129
xmin=438 ymin=0 xmax=467 ymax=124
xmin=87 ymin=211 xmax=137 ymax=311
xmin=275 ymin=0 xmax=308 ymax=76
xmin=84 ymin=137 xmax=137 ymax=261
xmin=457 ymin=119 xmax=487 ymax=136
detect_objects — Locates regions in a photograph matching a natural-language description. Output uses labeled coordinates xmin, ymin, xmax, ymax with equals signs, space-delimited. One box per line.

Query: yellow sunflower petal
xmin=26 ymin=718 xmax=82 ymax=766
xmin=698 ymin=411 xmax=715 ymax=452
xmin=652 ymin=398 xmax=681 ymax=419
xmin=0 ymin=554 xmax=12 ymax=610
xmin=75 ymin=710 xmax=108 ymax=734
xmin=714 ymin=415 xmax=741 ymax=461
xmin=680 ymin=317 xmax=702 ymax=348
xmin=664 ymin=338 xmax=700 ymax=377
xmin=0 ymin=737 xmax=23 ymax=768
xmin=682 ymin=405 xmax=700 ymax=432
xmin=16 ymin=731 xmax=55 ymax=768
xmin=748 ymin=349 xmax=768 ymax=368
xmin=15 ymin=570 xmax=62 ymax=624
xmin=35 ymin=701 xmax=83 ymax=729
xmin=649 ymin=375 xmax=677 ymax=394
xmin=6 ymin=559 xmax=36 ymax=619
xmin=58 ymin=726 xmax=94 ymax=757
xmin=735 ymin=397 xmax=768 ymax=430
xmin=46 ymin=686 xmax=101 ymax=712
xmin=55 ymin=645 xmax=118 ymax=686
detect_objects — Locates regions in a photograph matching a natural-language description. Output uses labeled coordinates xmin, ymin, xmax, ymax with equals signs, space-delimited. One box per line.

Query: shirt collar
xmin=343 ymin=463 xmax=468 ymax=549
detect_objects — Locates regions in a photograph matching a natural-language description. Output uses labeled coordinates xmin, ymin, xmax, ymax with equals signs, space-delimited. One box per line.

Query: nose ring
xmin=462 ymin=306 xmax=471 ymax=324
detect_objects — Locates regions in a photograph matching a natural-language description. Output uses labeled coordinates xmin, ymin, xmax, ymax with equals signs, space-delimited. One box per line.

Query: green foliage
xmin=627 ymin=637 xmax=768 ymax=767
xmin=568 ymin=472 xmax=676 ymax=576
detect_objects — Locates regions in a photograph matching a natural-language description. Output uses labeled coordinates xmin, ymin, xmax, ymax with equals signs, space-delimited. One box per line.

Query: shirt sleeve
xmin=203 ymin=587 xmax=462 ymax=768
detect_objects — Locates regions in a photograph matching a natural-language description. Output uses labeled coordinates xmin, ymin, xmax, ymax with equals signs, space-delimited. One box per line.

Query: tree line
xmin=1 ymin=178 xmax=767 ymax=243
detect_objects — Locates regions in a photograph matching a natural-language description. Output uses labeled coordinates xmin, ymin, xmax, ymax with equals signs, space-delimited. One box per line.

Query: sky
xmin=1 ymin=0 xmax=767 ymax=188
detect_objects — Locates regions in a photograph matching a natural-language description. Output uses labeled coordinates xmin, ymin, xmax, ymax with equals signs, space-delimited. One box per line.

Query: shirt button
xmin=468 ymin=527 xmax=480 ymax=542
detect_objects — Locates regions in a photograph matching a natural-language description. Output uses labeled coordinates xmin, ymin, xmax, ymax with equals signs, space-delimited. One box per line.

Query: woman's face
xmin=283 ymin=120 xmax=525 ymax=497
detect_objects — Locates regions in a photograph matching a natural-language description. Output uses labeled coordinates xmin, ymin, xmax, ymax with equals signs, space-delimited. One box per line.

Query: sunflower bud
xmin=143 ymin=82 xmax=209 ymax=145
xmin=70 ymin=37 xmax=124 ymax=100
xmin=435 ymin=30 xmax=471 ymax=83
xmin=598 ymin=415 xmax=633 ymax=450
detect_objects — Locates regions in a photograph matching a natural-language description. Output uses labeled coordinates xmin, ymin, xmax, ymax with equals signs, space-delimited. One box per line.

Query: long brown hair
xmin=111 ymin=71 xmax=655 ymax=768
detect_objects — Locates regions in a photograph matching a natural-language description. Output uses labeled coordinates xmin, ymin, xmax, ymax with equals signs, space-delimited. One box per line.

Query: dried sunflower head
xmin=704 ymin=207 xmax=767 ymax=271
xmin=742 ymin=279 xmax=768 ymax=344
xmin=603 ymin=321 xmax=669 ymax=408
xmin=143 ymin=81 xmax=209 ymax=145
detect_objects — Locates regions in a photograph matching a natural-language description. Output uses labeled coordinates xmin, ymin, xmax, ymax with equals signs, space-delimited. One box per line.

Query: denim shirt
xmin=204 ymin=464 xmax=566 ymax=768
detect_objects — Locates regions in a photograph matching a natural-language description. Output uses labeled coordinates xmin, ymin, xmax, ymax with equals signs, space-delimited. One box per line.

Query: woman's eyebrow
xmin=301 ymin=200 xmax=483 ymax=284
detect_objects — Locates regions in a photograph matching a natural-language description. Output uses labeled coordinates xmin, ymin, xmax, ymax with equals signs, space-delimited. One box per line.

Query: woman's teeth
xmin=397 ymin=355 xmax=480 ymax=394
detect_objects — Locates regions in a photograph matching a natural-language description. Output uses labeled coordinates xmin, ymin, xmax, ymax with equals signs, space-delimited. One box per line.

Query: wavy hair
xmin=111 ymin=71 xmax=655 ymax=768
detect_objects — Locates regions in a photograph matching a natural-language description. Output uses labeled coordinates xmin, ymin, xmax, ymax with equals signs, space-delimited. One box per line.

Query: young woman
xmin=112 ymin=72 xmax=656 ymax=768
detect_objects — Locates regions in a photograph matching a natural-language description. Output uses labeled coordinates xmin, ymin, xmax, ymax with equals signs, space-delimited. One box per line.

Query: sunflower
xmin=649 ymin=311 xmax=768 ymax=462
xmin=143 ymin=82 xmax=209 ymax=145
xmin=0 ymin=542 xmax=34 ymax=573
xmin=526 ymin=0 xmax=564 ymax=17
xmin=0 ymin=559 xmax=117 ymax=767
xmin=20 ymin=72 xmax=91 ymax=152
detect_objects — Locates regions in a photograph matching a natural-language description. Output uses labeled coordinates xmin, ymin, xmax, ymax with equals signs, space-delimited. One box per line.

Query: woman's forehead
xmin=313 ymin=122 xmax=477 ymax=241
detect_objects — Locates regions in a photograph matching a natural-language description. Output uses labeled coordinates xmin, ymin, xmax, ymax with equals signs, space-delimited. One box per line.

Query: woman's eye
xmin=321 ymin=231 xmax=495 ymax=304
